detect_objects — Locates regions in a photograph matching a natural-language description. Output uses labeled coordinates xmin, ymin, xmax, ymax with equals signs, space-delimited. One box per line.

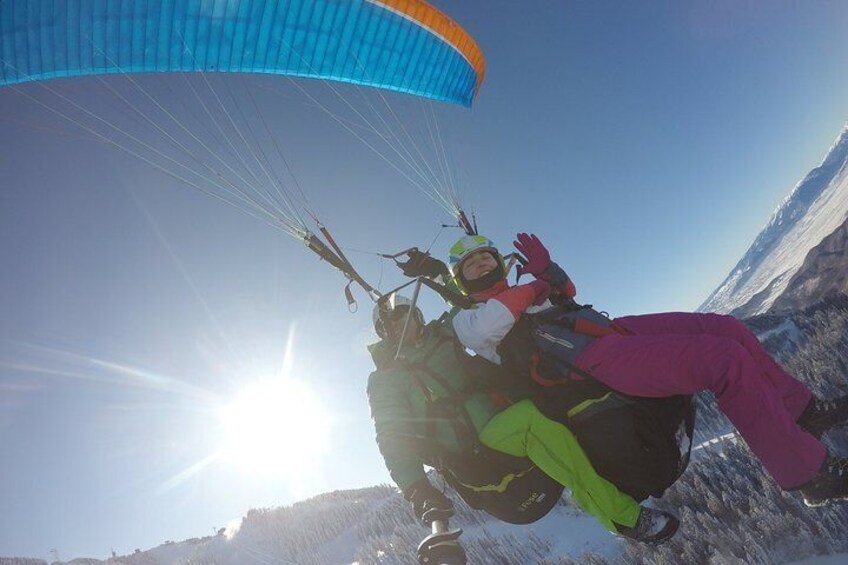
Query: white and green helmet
xmin=448 ymin=234 xmax=506 ymax=294
xmin=448 ymin=235 xmax=498 ymax=274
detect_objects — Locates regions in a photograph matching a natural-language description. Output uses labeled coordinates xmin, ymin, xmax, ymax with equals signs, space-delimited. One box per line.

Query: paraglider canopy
xmin=0 ymin=0 xmax=486 ymax=307
xmin=0 ymin=0 xmax=486 ymax=107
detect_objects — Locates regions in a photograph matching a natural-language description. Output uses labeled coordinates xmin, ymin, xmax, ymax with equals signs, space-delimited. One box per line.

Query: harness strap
xmin=413 ymin=362 xmax=482 ymax=453
xmin=573 ymin=318 xmax=620 ymax=337
xmin=529 ymin=352 xmax=568 ymax=387
xmin=421 ymin=277 xmax=474 ymax=309
xmin=407 ymin=371 xmax=439 ymax=442
xmin=536 ymin=306 xmax=621 ymax=338
xmin=404 ymin=331 xmax=483 ymax=454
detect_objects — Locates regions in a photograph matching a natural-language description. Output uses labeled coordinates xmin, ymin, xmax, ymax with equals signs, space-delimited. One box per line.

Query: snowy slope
xmin=769 ymin=218 xmax=848 ymax=313
xmin=699 ymin=125 xmax=848 ymax=316
xmin=36 ymin=493 xmax=624 ymax=565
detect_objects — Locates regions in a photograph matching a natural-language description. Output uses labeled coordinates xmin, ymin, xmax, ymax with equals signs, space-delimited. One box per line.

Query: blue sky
xmin=2 ymin=0 xmax=848 ymax=560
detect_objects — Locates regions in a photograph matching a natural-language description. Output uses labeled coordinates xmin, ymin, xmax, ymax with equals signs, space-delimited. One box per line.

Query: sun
xmin=218 ymin=378 xmax=328 ymax=477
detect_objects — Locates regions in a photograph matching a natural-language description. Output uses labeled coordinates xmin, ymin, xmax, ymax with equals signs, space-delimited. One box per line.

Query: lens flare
xmin=218 ymin=379 xmax=328 ymax=477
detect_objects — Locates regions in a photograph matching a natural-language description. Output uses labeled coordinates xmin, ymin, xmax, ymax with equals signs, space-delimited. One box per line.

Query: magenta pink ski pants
xmin=573 ymin=312 xmax=826 ymax=489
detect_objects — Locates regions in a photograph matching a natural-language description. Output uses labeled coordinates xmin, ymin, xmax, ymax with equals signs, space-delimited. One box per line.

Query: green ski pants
xmin=478 ymin=399 xmax=640 ymax=531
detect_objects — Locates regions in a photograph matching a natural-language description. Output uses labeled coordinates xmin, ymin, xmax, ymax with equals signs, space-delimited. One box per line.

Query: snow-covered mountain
xmin=769 ymin=218 xmax=848 ymax=314
xmin=2 ymin=485 xmax=623 ymax=565
xmin=699 ymin=124 xmax=848 ymax=317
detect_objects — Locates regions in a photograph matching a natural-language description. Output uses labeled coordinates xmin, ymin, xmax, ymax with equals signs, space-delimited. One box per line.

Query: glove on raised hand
xmin=404 ymin=479 xmax=453 ymax=524
xmin=513 ymin=233 xmax=551 ymax=280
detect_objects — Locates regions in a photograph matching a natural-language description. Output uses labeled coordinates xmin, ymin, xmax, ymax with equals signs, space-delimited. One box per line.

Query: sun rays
xmin=0 ymin=323 xmax=330 ymax=496
xmin=0 ymin=339 xmax=215 ymax=401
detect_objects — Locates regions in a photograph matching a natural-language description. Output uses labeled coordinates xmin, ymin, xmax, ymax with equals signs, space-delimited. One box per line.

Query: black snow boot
xmin=800 ymin=456 xmax=848 ymax=507
xmin=615 ymin=507 xmax=679 ymax=544
xmin=798 ymin=395 xmax=848 ymax=438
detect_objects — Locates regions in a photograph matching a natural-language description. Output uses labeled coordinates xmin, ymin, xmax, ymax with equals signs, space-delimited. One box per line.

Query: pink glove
xmin=527 ymin=279 xmax=551 ymax=306
xmin=514 ymin=233 xmax=551 ymax=280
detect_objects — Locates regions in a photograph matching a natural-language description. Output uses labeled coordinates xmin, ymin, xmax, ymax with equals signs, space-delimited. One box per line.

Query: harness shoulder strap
xmin=405 ymin=335 xmax=484 ymax=454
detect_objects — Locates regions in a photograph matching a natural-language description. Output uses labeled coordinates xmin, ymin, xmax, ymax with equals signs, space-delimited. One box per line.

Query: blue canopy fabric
xmin=0 ymin=0 xmax=485 ymax=106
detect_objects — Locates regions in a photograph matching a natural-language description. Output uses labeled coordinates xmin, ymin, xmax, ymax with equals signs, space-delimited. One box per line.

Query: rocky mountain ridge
xmin=700 ymin=124 xmax=848 ymax=317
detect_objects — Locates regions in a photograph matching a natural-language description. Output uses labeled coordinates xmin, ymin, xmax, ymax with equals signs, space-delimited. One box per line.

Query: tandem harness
xmin=402 ymin=329 xmax=564 ymax=525
xmin=497 ymin=303 xmax=697 ymax=501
